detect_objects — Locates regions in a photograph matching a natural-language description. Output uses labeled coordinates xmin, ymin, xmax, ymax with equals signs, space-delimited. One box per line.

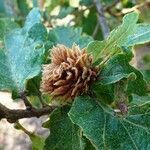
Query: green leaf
xmin=48 ymin=26 xmax=93 ymax=48
xmin=68 ymin=96 xmax=150 ymax=150
xmin=131 ymin=94 xmax=150 ymax=106
xmin=0 ymin=0 xmax=5 ymax=14
xmin=99 ymin=54 xmax=147 ymax=96
xmin=80 ymin=0 xmax=92 ymax=6
xmin=124 ymin=23 xmax=150 ymax=46
xmin=87 ymin=12 xmax=138 ymax=61
xmin=44 ymin=107 xmax=85 ymax=150
xmin=26 ymin=75 xmax=41 ymax=96
xmin=142 ymin=70 xmax=150 ymax=84
xmin=84 ymin=139 xmax=95 ymax=150
xmin=28 ymin=96 xmax=42 ymax=108
xmin=0 ymin=8 xmax=47 ymax=95
xmin=87 ymin=41 xmax=106 ymax=61
xmin=91 ymin=82 xmax=114 ymax=104
xmin=24 ymin=8 xmax=42 ymax=31
xmin=30 ymin=134 xmax=45 ymax=150
xmin=107 ymin=12 xmax=138 ymax=46
xmin=82 ymin=9 xmax=103 ymax=40
xmin=17 ymin=0 xmax=30 ymax=16
xmin=0 ymin=18 xmax=19 ymax=41
xmin=32 ymin=0 xmax=38 ymax=7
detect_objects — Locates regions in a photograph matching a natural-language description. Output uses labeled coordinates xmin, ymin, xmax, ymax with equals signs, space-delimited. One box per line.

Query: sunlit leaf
xmin=124 ymin=23 xmax=150 ymax=46
xmin=0 ymin=8 xmax=47 ymax=95
xmin=99 ymin=54 xmax=147 ymax=95
xmin=69 ymin=96 xmax=150 ymax=150
xmin=87 ymin=12 xmax=138 ymax=61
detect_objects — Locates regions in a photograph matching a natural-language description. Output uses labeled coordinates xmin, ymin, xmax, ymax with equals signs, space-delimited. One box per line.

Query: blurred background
xmin=0 ymin=0 xmax=149 ymax=149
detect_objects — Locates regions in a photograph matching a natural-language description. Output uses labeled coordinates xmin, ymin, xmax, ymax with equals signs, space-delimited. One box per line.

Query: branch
xmin=112 ymin=2 xmax=149 ymax=17
xmin=20 ymin=91 xmax=33 ymax=110
xmin=93 ymin=0 xmax=110 ymax=39
xmin=15 ymin=121 xmax=33 ymax=136
xmin=0 ymin=102 xmax=56 ymax=123
xmin=121 ymin=2 xmax=148 ymax=14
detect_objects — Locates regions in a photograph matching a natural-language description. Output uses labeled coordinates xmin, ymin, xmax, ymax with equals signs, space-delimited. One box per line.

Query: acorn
xmin=40 ymin=44 xmax=98 ymax=101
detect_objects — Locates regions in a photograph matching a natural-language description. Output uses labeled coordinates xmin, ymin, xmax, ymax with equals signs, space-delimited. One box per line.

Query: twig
xmin=0 ymin=102 xmax=56 ymax=123
xmin=114 ymin=2 xmax=149 ymax=16
xmin=15 ymin=121 xmax=32 ymax=136
xmin=93 ymin=0 xmax=110 ymax=39
xmin=92 ymin=22 xmax=99 ymax=38
xmin=20 ymin=91 xmax=33 ymax=110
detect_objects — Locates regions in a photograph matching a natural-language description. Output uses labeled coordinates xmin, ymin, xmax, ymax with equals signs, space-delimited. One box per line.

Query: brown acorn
xmin=40 ymin=44 xmax=98 ymax=101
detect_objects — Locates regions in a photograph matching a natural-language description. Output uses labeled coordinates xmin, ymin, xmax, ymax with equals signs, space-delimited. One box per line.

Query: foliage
xmin=69 ymin=96 xmax=150 ymax=150
xmin=44 ymin=107 xmax=85 ymax=150
xmin=0 ymin=1 xmax=150 ymax=150
xmin=0 ymin=8 xmax=47 ymax=96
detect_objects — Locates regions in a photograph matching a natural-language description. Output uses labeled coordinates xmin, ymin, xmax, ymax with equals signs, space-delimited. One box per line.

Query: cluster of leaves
xmin=0 ymin=6 xmax=150 ymax=150
xmin=0 ymin=0 xmax=149 ymax=40
xmin=42 ymin=0 xmax=150 ymax=39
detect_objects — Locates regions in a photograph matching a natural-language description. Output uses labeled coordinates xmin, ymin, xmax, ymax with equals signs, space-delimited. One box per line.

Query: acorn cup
xmin=40 ymin=44 xmax=98 ymax=102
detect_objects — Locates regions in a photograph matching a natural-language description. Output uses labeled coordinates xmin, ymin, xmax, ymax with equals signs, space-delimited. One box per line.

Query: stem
xmin=93 ymin=0 xmax=110 ymax=39
xmin=16 ymin=121 xmax=32 ymax=136
xmin=114 ymin=2 xmax=148 ymax=16
xmin=0 ymin=102 xmax=56 ymax=123
xmin=20 ymin=91 xmax=33 ymax=110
